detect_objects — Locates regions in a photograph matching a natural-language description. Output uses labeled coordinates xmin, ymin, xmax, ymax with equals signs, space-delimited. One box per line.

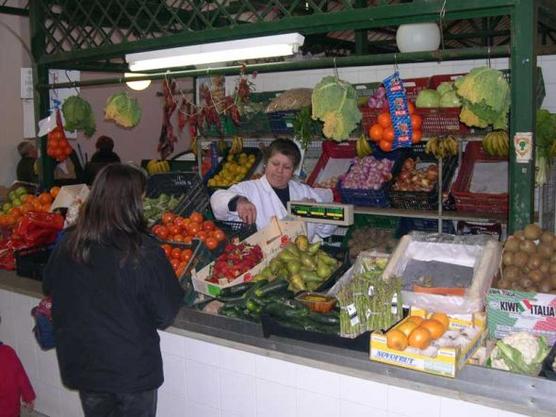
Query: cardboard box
xmin=50 ymin=184 xmax=89 ymax=211
xmin=487 ymin=288 xmax=556 ymax=346
xmin=370 ymin=309 xmax=486 ymax=378
xmin=192 ymin=217 xmax=306 ymax=297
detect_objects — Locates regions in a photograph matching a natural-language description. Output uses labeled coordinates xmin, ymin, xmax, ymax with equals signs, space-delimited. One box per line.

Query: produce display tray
xmin=260 ymin=314 xmax=370 ymax=352
xmin=306 ymin=140 xmax=356 ymax=202
xmin=206 ymin=147 xmax=263 ymax=192
xmin=451 ymin=141 xmax=508 ymax=215
xmin=338 ymin=145 xmax=407 ymax=208
xmin=315 ymin=245 xmax=351 ymax=292
xmin=15 ymin=244 xmax=54 ymax=281
xmin=389 ymin=142 xmax=458 ymax=211
xmin=212 ymin=220 xmax=258 ymax=258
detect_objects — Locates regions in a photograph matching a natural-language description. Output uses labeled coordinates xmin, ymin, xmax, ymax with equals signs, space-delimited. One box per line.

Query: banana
xmin=356 ymin=135 xmax=372 ymax=158
xmin=483 ymin=130 xmax=509 ymax=157
xmin=146 ymin=160 xmax=170 ymax=175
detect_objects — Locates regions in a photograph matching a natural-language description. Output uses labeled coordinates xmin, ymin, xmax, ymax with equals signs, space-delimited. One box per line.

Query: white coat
xmin=210 ymin=175 xmax=337 ymax=241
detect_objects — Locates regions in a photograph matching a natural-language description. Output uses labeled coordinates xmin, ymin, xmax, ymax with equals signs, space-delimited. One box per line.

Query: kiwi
xmin=551 ymin=274 xmax=556 ymax=288
xmin=524 ymin=224 xmax=542 ymax=241
xmin=520 ymin=277 xmax=533 ymax=288
xmin=502 ymin=252 xmax=514 ymax=267
xmin=511 ymin=281 xmax=524 ymax=291
xmin=504 ymin=237 xmax=521 ymax=252
xmin=540 ymin=261 xmax=550 ymax=274
xmin=525 ymin=284 xmax=539 ymax=293
xmin=528 ymin=269 xmax=544 ymax=283
xmin=538 ymin=281 xmax=553 ymax=293
xmin=519 ymin=240 xmax=536 ymax=254
xmin=513 ymin=251 xmax=529 ymax=268
xmin=527 ymin=254 xmax=543 ymax=270
xmin=541 ymin=231 xmax=555 ymax=245
xmin=514 ymin=230 xmax=525 ymax=240
xmin=497 ymin=279 xmax=511 ymax=289
xmin=537 ymin=243 xmax=553 ymax=259
xmin=503 ymin=265 xmax=520 ymax=282
xmin=552 ymin=238 xmax=556 ymax=250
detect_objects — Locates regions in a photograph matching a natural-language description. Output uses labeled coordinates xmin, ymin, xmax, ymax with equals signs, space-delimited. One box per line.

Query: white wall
xmin=0 ymin=13 xmax=31 ymax=186
xmin=0 ymin=287 xmax=531 ymax=417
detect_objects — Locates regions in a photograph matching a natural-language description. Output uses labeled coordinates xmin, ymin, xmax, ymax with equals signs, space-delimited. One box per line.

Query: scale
xmin=287 ymin=201 xmax=354 ymax=226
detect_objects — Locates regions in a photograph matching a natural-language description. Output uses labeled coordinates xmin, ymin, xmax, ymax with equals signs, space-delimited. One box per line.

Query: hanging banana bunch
xmin=229 ymin=136 xmax=244 ymax=154
xmin=482 ymin=130 xmax=509 ymax=157
xmin=425 ymin=135 xmax=459 ymax=159
xmin=356 ymin=135 xmax=373 ymax=158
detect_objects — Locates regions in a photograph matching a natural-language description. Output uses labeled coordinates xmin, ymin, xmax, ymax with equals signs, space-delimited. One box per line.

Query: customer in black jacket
xmin=43 ymin=163 xmax=184 ymax=417
xmin=85 ymin=135 xmax=121 ymax=184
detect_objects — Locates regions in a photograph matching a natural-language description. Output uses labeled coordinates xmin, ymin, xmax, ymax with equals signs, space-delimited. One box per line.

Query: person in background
xmin=43 ymin=164 xmax=184 ymax=417
xmin=85 ymin=135 xmax=121 ymax=184
xmin=0 ymin=315 xmax=36 ymax=417
xmin=210 ymin=138 xmax=336 ymax=241
xmin=16 ymin=141 xmax=38 ymax=183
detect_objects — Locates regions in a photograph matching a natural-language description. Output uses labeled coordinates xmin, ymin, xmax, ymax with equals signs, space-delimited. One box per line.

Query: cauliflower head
xmin=104 ymin=92 xmax=142 ymax=128
xmin=489 ymin=332 xmax=550 ymax=375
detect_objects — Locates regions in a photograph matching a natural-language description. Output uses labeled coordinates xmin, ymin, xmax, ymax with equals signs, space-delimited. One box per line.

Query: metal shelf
xmin=353 ymin=206 xmax=507 ymax=224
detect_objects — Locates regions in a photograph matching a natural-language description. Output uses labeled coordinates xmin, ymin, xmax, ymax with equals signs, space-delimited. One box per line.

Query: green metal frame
xmin=25 ymin=0 xmax=556 ymax=231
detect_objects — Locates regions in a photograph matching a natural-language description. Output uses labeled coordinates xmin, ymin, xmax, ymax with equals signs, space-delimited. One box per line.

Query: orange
xmin=386 ymin=329 xmax=408 ymax=351
xmin=383 ymin=127 xmax=395 ymax=142
xmin=369 ymin=124 xmax=384 ymax=142
xmin=38 ymin=193 xmax=53 ymax=205
xmin=429 ymin=312 xmax=450 ymax=331
xmin=377 ymin=112 xmax=392 ymax=129
xmin=407 ymin=316 xmax=424 ymax=326
xmin=49 ymin=186 xmax=61 ymax=198
xmin=419 ymin=319 xmax=445 ymax=340
xmin=412 ymin=130 xmax=422 ymax=144
xmin=408 ymin=327 xmax=432 ymax=349
xmin=410 ymin=114 xmax=422 ymax=130
xmin=407 ymin=101 xmax=415 ymax=115
xmin=378 ymin=140 xmax=393 ymax=152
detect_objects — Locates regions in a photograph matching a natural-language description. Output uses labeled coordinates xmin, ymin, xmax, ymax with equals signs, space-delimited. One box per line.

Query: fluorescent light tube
xmin=126 ymin=33 xmax=304 ymax=71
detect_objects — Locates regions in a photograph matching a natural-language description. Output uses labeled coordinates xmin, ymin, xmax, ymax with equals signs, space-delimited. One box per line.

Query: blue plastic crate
xmin=396 ymin=217 xmax=455 ymax=238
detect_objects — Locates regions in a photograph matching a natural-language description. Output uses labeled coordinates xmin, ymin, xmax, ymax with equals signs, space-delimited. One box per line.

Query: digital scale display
xmin=287 ymin=201 xmax=354 ymax=226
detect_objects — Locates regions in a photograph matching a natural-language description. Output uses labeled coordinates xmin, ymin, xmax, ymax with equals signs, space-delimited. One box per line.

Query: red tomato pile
xmin=208 ymin=243 xmax=263 ymax=284
xmin=151 ymin=211 xmax=226 ymax=251
xmin=47 ymin=127 xmax=73 ymax=162
xmin=368 ymin=102 xmax=423 ymax=152
xmin=161 ymin=244 xmax=194 ymax=278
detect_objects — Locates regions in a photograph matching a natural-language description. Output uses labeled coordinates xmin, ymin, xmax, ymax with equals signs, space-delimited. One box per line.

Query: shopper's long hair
xmin=68 ymin=163 xmax=147 ymax=263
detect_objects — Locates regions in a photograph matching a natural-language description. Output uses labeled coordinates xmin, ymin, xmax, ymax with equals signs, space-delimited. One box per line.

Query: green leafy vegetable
xmin=311 ymin=76 xmax=361 ymax=141
xmin=415 ymin=89 xmax=441 ymax=108
xmin=535 ymin=109 xmax=556 ymax=185
xmin=455 ymin=67 xmax=510 ymax=129
xmin=489 ymin=332 xmax=550 ymax=376
xmin=62 ymin=95 xmax=96 ymax=137
xmin=292 ymin=107 xmax=322 ymax=151
xmin=104 ymin=92 xmax=142 ymax=128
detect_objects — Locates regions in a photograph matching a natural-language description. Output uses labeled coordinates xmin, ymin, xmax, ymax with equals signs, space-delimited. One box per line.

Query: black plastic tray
xmin=15 ymin=245 xmax=54 ymax=281
xmin=315 ymin=245 xmax=351 ymax=292
xmin=206 ymin=147 xmax=263 ymax=192
xmin=261 ymin=313 xmax=370 ymax=352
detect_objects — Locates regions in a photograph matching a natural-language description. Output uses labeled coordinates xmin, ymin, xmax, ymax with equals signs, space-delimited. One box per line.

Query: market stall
xmin=1 ymin=1 xmax=556 ymax=417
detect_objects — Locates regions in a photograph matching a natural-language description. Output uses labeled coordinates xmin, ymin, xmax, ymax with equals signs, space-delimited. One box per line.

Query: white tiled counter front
xmin=0 ymin=276 xmax=541 ymax=417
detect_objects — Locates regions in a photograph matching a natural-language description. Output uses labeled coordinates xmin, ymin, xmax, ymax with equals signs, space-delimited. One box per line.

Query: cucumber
xmin=308 ymin=311 xmax=340 ymax=325
xmin=254 ymin=279 xmax=289 ymax=298
xmin=219 ymin=282 xmax=254 ymax=298
xmin=264 ymin=301 xmax=309 ymax=320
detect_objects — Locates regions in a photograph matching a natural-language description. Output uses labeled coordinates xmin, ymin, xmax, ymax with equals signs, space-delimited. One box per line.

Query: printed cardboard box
xmin=370 ymin=308 xmax=486 ymax=378
xmin=487 ymin=288 xmax=556 ymax=345
xmin=192 ymin=217 xmax=306 ymax=296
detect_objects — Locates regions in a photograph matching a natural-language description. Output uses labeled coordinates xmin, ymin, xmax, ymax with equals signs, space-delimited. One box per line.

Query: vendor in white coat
xmin=211 ymin=139 xmax=336 ymax=241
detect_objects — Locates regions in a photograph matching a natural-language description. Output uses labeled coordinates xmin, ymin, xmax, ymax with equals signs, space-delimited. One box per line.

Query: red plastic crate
xmin=451 ymin=141 xmax=508 ymax=215
xmin=306 ymin=140 xmax=356 ymax=202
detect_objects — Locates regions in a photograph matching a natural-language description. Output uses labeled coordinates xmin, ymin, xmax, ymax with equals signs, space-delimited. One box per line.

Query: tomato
xmin=412 ymin=130 xmax=422 ymax=144
xmin=411 ymin=114 xmax=423 ymax=130
xmin=383 ymin=127 xmax=395 ymax=142
xmin=180 ymin=249 xmax=193 ymax=262
xmin=162 ymin=212 xmax=176 ymax=225
xmin=170 ymin=258 xmax=180 ymax=270
xmin=190 ymin=212 xmax=203 ymax=224
xmin=407 ymin=101 xmax=415 ymax=115
xmin=369 ymin=124 xmax=383 ymax=142
xmin=213 ymin=229 xmax=226 ymax=242
xmin=187 ymin=222 xmax=201 ymax=235
xmin=168 ymin=225 xmax=181 ymax=236
xmin=174 ymin=216 xmax=185 ymax=228
xmin=49 ymin=129 xmax=64 ymax=141
xmin=205 ymin=237 xmax=218 ymax=251
xmin=172 ymin=234 xmax=184 ymax=243
xmin=161 ymin=244 xmax=172 ymax=257
xmin=171 ymin=247 xmax=182 ymax=259
xmin=202 ymin=220 xmax=215 ymax=232
xmin=177 ymin=261 xmax=188 ymax=271
xmin=378 ymin=140 xmax=393 ymax=152
xmin=182 ymin=236 xmax=193 ymax=244
xmin=196 ymin=231 xmax=207 ymax=242
xmin=377 ymin=112 xmax=392 ymax=129
xmin=156 ymin=225 xmax=169 ymax=240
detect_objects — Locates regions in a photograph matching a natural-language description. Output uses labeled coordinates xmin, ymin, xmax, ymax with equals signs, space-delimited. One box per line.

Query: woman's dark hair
xmin=67 ymin=163 xmax=147 ymax=263
xmin=96 ymin=135 xmax=115 ymax=152
xmin=264 ymin=139 xmax=302 ymax=169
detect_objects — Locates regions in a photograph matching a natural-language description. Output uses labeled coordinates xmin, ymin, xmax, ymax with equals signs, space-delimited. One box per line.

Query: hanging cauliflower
xmin=104 ymin=92 xmax=142 ymax=128
xmin=455 ymin=67 xmax=510 ymax=130
xmin=311 ymin=76 xmax=361 ymax=141
xmin=62 ymin=95 xmax=96 ymax=137
xmin=489 ymin=332 xmax=550 ymax=376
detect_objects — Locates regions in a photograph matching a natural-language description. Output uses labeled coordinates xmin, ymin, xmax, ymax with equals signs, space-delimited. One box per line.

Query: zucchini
xmin=254 ymin=279 xmax=289 ymax=298
xmin=308 ymin=311 xmax=340 ymax=325
xmin=219 ymin=282 xmax=254 ymax=298
xmin=264 ymin=301 xmax=309 ymax=320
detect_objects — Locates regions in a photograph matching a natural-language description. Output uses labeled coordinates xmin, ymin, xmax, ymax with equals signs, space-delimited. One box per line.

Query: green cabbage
xmin=439 ymin=91 xmax=461 ymax=108
xmin=455 ymin=67 xmax=510 ymax=129
xmin=62 ymin=95 xmax=96 ymax=137
xmin=415 ymin=89 xmax=441 ymax=108
xmin=311 ymin=76 xmax=361 ymax=141
xmin=436 ymin=81 xmax=454 ymax=96
xmin=104 ymin=92 xmax=142 ymax=128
